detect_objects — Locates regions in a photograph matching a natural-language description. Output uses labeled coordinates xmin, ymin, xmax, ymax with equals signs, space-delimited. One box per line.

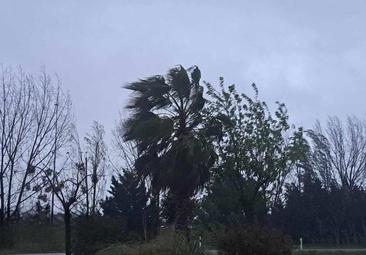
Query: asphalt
xmin=13 ymin=254 xmax=64 ymax=255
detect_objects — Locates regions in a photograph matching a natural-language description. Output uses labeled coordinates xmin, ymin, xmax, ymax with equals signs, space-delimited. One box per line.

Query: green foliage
xmin=174 ymin=234 xmax=205 ymax=255
xmin=96 ymin=230 xmax=205 ymax=255
xmin=271 ymin=117 xmax=366 ymax=245
xmin=203 ymin=79 xmax=303 ymax=222
xmin=102 ymin=170 xmax=149 ymax=237
xmin=273 ymin=176 xmax=366 ymax=245
xmin=0 ymin=225 xmax=14 ymax=250
xmin=197 ymin=177 xmax=246 ymax=226
xmin=0 ymin=222 xmax=64 ymax=253
xmin=218 ymin=224 xmax=291 ymax=255
xmin=161 ymin=192 xmax=177 ymax=225
xmin=73 ymin=216 xmax=125 ymax=255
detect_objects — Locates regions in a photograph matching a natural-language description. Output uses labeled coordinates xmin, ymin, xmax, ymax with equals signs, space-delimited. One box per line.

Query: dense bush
xmin=0 ymin=222 xmax=64 ymax=253
xmin=272 ymin=175 xmax=366 ymax=245
xmin=218 ymin=224 xmax=291 ymax=255
xmin=73 ymin=216 xmax=126 ymax=255
xmin=0 ymin=226 xmax=14 ymax=250
xmin=96 ymin=230 xmax=205 ymax=255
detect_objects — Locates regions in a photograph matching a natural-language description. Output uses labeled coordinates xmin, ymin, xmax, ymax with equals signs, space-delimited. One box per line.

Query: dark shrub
xmin=73 ymin=216 xmax=125 ymax=255
xmin=96 ymin=229 xmax=205 ymax=255
xmin=0 ymin=225 xmax=14 ymax=250
xmin=0 ymin=222 xmax=64 ymax=253
xmin=218 ymin=224 xmax=291 ymax=255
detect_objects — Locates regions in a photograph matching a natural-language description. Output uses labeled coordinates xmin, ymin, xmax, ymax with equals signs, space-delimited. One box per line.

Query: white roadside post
xmin=300 ymin=237 xmax=303 ymax=250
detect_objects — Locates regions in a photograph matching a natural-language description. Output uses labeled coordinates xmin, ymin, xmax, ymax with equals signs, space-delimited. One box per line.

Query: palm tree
xmin=123 ymin=65 xmax=216 ymax=231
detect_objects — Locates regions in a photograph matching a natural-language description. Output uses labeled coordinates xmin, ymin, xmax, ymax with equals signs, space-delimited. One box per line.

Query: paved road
xmin=13 ymin=254 xmax=64 ymax=255
xmin=293 ymin=248 xmax=366 ymax=254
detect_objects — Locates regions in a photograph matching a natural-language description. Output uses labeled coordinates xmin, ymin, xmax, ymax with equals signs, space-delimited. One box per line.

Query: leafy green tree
xmin=123 ymin=65 xmax=216 ymax=231
xmin=102 ymin=170 xmax=148 ymax=237
xmin=204 ymin=79 xmax=301 ymax=222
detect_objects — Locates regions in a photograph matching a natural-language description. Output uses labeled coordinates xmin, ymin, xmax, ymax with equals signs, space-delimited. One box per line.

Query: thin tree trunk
xmin=142 ymin=208 xmax=147 ymax=241
xmin=51 ymin=93 xmax=59 ymax=224
xmin=153 ymin=190 xmax=160 ymax=235
xmin=12 ymin=164 xmax=30 ymax=217
xmin=335 ymin=229 xmax=340 ymax=245
xmin=245 ymin=206 xmax=255 ymax=223
xmin=85 ymin=156 xmax=89 ymax=218
xmin=0 ymin=141 xmax=5 ymax=225
xmin=64 ymin=206 xmax=72 ymax=255
xmin=156 ymin=193 xmax=160 ymax=234
xmin=0 ymin=174 xmax=4 ymax=226
xmin=6 ymin=160 xmax=15 ymax=222
xmin=0 ymin=79 xmax=6 ymax=226
xmin=91 ymin=166 xmax=97 ymax=216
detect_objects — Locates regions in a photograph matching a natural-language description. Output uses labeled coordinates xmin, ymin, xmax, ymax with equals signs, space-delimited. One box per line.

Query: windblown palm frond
xmin=123 ymin=65 xmax=216 ymax=230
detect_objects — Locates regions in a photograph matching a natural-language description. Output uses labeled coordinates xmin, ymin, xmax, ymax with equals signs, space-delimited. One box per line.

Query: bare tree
xmin=112 ymin=117 xmax=138 ymax=172
xmin=42 ymin=148 xmax=85 ymax=255
xmin=69 ymin=129 xmax=90 ymax=218
xmin=84 ymin=121 xmax=107 ymax=216
xmin=0 ymin=66 xmax=72 ymax=224
xmin=308 ymin=116 xmax=366 ymax=190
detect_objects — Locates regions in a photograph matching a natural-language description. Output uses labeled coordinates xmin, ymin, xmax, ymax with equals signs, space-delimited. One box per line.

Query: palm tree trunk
xmin=174 ymin=196 xmax=192 ymax=232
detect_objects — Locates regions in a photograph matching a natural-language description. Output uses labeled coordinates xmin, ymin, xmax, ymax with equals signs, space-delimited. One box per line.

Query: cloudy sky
xmin=1 ymin=0 xmax=366 ymax=140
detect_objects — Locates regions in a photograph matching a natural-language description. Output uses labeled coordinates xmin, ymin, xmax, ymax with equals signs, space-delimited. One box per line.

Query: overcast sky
xmin=1 ymin=0 xmax=366 ymax=141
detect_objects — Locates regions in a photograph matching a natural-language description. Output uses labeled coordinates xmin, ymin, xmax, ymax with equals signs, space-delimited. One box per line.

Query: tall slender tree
xmin=84 ymin=121 xmax=107 ymax=216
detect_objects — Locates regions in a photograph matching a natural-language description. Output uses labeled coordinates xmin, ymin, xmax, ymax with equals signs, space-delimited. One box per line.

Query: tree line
xmin=0 ymin=66 xmax=107 ymax=254
xmin=1 ymin=65 xmax=366 ymax=254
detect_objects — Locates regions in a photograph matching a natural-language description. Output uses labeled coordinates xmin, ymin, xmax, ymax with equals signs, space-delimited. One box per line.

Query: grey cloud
xmin=1 ymin=0 xmax=366 ymax=139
